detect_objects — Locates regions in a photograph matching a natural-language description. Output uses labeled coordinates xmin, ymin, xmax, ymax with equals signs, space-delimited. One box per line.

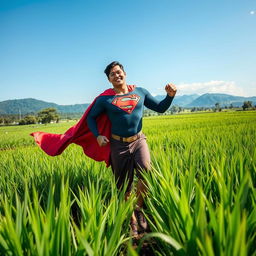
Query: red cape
xmin=30 ymin=85 xmax=135 ymax=167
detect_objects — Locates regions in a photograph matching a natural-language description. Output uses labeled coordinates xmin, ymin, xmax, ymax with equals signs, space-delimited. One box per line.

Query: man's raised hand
xmin=165 ymin=83 xmax=177 ymax=97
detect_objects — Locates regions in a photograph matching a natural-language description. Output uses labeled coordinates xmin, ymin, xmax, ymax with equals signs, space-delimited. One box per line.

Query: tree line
xmin=0 ymin=108 xmax=60 ymax=125
xmin=0 ymin=101 xmax=255 ymax=125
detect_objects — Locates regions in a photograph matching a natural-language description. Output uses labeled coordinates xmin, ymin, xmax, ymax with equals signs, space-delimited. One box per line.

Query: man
xmin=86 ymin=61 xmax=177 ymax=237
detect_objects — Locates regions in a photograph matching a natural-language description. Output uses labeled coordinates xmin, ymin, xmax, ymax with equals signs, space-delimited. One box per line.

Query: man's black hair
xmin=104 ymin=61 xmax=125 ymax=78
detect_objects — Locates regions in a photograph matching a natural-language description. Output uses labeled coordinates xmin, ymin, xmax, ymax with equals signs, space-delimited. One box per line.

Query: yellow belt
xmin=111 ymin=131 xmax=142 ymax=143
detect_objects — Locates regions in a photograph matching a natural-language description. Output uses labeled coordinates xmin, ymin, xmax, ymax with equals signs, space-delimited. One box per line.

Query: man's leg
xmin=110 ymin=139 xmax=134 ymax=193
xmin=136 ymin=179 xmax=147 ymax=208
xmin=110 ymin=139 xmax=138 ymax=237
xmin=132 ymin=134 xmax=151 ymax=231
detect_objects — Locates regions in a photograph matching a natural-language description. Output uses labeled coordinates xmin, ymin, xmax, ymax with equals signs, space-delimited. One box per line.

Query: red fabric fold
xmin=30 ymin=85 xmax=135 ymax=167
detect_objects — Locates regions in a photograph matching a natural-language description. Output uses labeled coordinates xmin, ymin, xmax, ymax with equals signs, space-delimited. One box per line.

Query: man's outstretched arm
xmin=144 ymin=83 xmax=177 ymax=113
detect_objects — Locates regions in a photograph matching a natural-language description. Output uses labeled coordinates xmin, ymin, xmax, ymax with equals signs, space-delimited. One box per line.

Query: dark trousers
xmin=110 ymin=133 xmax=151 ymax=192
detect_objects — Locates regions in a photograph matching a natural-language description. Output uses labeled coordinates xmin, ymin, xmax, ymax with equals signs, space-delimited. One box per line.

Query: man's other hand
xmin=165 ymin=83 xmax=177 ymax=97
xmin=97 ymin=135 xmax=109 ymax=147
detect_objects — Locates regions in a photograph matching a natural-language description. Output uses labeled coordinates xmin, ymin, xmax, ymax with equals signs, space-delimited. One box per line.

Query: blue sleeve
xmin=142 ymin=88 xmax=174 ymax=113
xmin=86 ymin=97 xmax=105 ymax=137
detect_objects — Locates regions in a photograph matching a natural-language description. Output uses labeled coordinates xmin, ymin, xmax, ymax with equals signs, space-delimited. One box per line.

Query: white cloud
xmin=250 ymin=10 xmax=255 ymax=15
xmin=175 ymin=80 xmax=246 ymax=96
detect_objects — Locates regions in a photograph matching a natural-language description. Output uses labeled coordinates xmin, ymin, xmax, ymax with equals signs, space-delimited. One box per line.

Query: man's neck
xmin=113 ymin=84 xmax=128 ymax=94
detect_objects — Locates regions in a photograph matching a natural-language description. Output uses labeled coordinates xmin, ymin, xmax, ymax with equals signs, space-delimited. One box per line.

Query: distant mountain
xmin=1 ymin=93 xmax=256 ymax=115
xmin=155 ymin=93 xmax=256 ymax=108
xmin=186 ymin=93 xmax=256 ymax=108
xmin=155 ymin=94 xmax=199 ymax=107
xmin=0 ymin=98 xmax=89 ymax=115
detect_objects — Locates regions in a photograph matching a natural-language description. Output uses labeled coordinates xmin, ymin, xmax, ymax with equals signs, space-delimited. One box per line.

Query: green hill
xmin=1 ymin=94 xmax=255 ymax=115
xmin=0 ymin=98 xmax=89 ymax=115
xmin=186 ymin=93 xmax=256 ymax=107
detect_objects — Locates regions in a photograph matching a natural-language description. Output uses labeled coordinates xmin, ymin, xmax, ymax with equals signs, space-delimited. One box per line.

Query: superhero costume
xmin=87 ymin=87 xmax=174 ymax=138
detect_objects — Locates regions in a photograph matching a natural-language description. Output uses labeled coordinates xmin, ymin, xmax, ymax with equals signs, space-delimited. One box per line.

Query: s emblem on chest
xmin=111 ymin=94 xmax=140 ymax=114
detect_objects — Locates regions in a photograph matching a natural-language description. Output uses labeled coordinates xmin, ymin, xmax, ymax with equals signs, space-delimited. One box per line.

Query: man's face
xmin=108 ymin=65 xmax=126 ymax=87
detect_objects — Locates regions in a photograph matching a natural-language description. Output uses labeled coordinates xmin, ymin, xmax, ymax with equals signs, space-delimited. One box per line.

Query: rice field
xmin=0 ymin=111 xmax=255 ymax=256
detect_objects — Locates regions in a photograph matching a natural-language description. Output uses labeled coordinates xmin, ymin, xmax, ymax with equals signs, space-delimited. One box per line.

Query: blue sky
xmin=1 ymin=0 xmax=255 ymax=104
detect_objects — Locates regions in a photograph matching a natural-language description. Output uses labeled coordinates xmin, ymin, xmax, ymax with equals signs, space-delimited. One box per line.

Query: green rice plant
xmin=140 ymin=112 xmax=256 ymax=255
xmin=0 ymin=179 xmax=72 ymax=256
xmin=72 ymin=179 xmax=135 ymax=256
xmin=0 ymin=111 xmax=255 ymax=255
xmin=0 ymin=177 xmax=136 ymax=256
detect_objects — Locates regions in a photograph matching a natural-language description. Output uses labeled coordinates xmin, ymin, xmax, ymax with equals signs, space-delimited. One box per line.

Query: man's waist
xmin=111 ymin=131 xmax=142 ymax=143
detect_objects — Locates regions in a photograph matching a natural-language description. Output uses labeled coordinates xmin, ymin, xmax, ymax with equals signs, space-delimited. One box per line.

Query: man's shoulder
xmin=134 ymin=87 xmax=148 ymax=95
xmin=96 ymin=94 xmax=113 ymax=103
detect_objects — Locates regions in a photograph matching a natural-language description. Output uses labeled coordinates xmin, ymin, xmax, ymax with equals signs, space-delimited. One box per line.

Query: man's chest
xmin=105 ymin=94 xmax=143 ymax=114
